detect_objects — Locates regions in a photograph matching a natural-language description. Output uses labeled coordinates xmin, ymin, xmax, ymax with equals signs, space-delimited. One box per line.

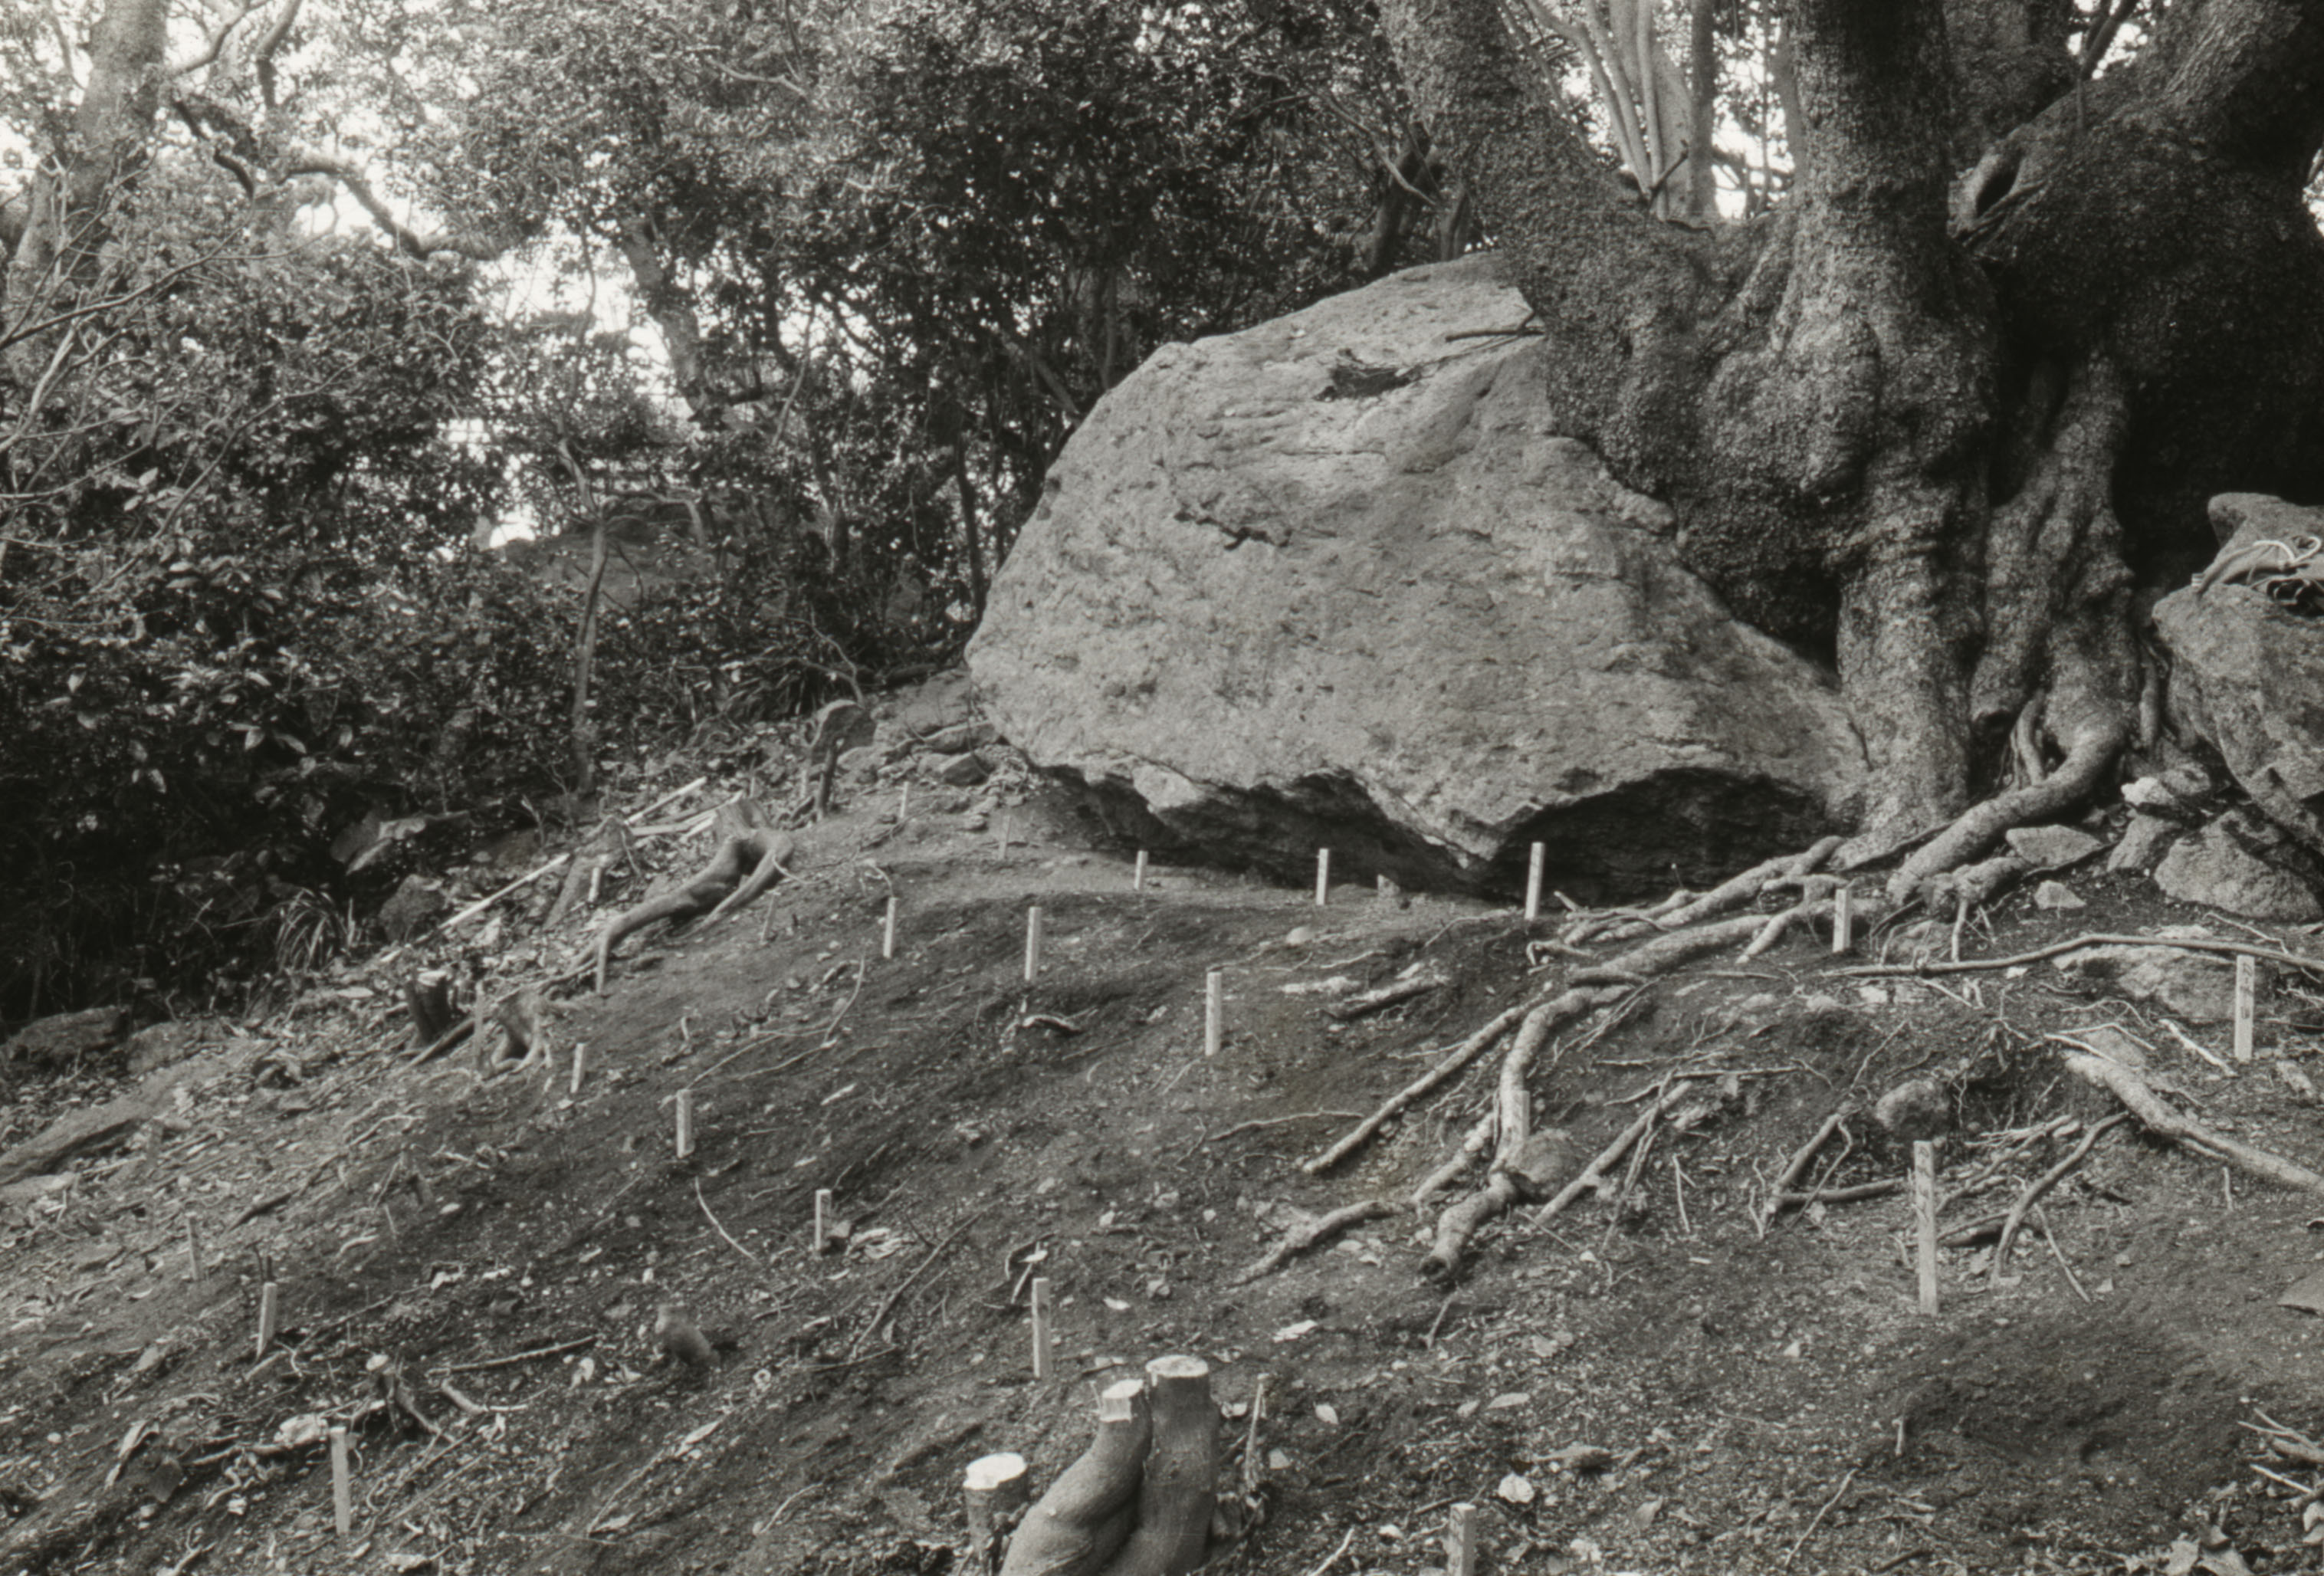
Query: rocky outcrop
xmin=2156 ymin=494 xmax=2324 ymax=857
xmin=969 ymin=255 xmax=1868 ymax=895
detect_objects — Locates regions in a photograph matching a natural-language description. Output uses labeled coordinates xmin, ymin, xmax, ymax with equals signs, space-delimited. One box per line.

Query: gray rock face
xmin=377 ymin=877 xmax=450 ymax=943
xmin=2155 ymin=494 xmax=2324 ymax=855
xmin=2054 ymin=940 xmax=2240 ymax=1023
xmin=2005 ymin=824 xmax=2106 ymax=871
xmin=2152 ymin=813 xmax=2323 ymax=922
xmin=2 ymin=1006 xmax=128 ymax=1068
xmin=969 ymin=255 xmax=1868 ymax=895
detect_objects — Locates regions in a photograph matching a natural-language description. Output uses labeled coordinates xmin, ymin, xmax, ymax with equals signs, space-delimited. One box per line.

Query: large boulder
xmin=2155 ymin=494 xmax=2324 ymax=856
xmin=969 ymin=254 xmax=1867 ymax=895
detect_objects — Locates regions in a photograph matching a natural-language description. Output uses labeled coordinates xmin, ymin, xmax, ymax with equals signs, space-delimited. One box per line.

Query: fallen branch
xmin=1328 ymin=965 xmax=1451 ymax=1020
xmin=2064 ymin=1051 xmax=2324 ymax=1197
xmin=1206 ymin=1111 xmax=1363 ymax=1148
xmin=1761 ymin=1108 xmax=1856 ymax=1230
xmin=848 ymin=1206 xmax=990 ymax=1360
xmin=1233 ymin=1199 xmax=1397 ymax=1285
xmin=1991 ymin=1112 xmax=2129 ymax=1284
xmin=438 ymin=1335 xmax=598 ymax=1375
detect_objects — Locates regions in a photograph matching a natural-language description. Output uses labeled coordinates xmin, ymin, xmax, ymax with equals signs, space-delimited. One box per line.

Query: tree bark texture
xmin=1374 ymin=0 xmax=2324 ymax=868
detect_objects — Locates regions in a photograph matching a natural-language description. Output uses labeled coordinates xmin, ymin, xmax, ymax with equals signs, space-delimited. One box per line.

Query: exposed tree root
xmin=591 ymin=797 xmax=795 ymax=993
xmin=1302 ymin=1003 xmax=1533 ymax=1175
xmin=2065 ymin=1048 xmax=2324 ymax=1198
xmin=1990 ymin=1112 xmax=2130 ymax=1284
xmin=1233 ymin=1200 xmax=1397 ymax=1285
xmin=1421 ymin=995 xmax=1579 ymax=1279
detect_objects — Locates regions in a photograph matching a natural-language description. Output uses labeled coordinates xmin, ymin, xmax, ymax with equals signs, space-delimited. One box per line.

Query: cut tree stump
xmin=1001 ymin=1378 xmax=1149 ymax=1576
xmin=998 ymin=1357 xmax=1223 ymax=1576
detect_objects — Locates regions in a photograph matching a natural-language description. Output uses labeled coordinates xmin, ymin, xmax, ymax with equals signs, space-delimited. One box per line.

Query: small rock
xmin=2006 ymin=824 xmax=2106 ymax=871
xmin=2153 ymin=815 xmax=2324 ymax=922
xmin=1498 ymin=1473 xmax=1538 ymax=1505
xmin=2282 ymin=1268 xmax=2324 ymax=1314
xmin=2033 ymin=880 xmax=2086 ymax=910
xmin=2109 ymin=812 xmax=2182 ymax=875
xmin=2055 ymin=936 xmax=2242 ymax=1023
xmin=1874 ymin=1079 xmax=1950 ymax=1141
xmin=933 ymin=751 xmax=992 ymax=787
xmin=921 ymin=721 xmax=999 ymax=754
xmin=377 ymin=876 xmax=450 ymax=942
xmin=2122 ymin=777 xmax=2181 ymax=811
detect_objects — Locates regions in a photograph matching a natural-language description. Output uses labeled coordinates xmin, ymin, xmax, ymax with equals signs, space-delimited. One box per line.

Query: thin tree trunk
xmin=1687 ymin=0 xmax=1717 ymax=218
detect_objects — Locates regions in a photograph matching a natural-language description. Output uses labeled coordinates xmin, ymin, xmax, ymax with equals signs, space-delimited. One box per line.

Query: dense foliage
xmin=1 ymin=0 xmax=1415 ymax=1016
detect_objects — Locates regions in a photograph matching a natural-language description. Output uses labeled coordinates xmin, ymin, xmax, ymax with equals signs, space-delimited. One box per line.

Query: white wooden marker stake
xmin=1133 ymin=849 xmax=1148 ymax=891
xmin=1446 ymin=1502 xmax=1479 ymax=1576
xmin=2234 ymin=954 xmax=2257 ymax=1063
xmin=1525 ymin=842 xmax=1545 ymax=922
xmin=1833 ymin=884 xmax=1855 ymax=954
xmin=883 ymin=896 xmax=898 ymax=960
xmin=813 ymin=1188 xmax=833 ymax=1253
xmin=1204 ymin=970 xmax=1224 ymax=1057
xmin=898 ymin=783 xmax=910 ymax=822
xmin=184 ymin=1212 xmax=204 ymax=1284
xmin=330 ymin=1423 xmax=353 ymax=1536
xmin=1315 ymin=849 xmax=1331 ymax=905
xmin=569 ymin=1042 xmax=586 ymax=1097
xmin=1912 ymin=1140 xmax=1939 ymax=1314
xmin=675 ymin=1088 xmax=695 ymax=1159
xmin=1024 ymin=905 xmax=1044 ymax=982
xmin=256 ymin=1280 xmax=279 ymax=1361
xmin=1029 ymin=1276 xmax=1053 ymax=1380
xmin=999 ymin=814 xmax=1012 ymax=855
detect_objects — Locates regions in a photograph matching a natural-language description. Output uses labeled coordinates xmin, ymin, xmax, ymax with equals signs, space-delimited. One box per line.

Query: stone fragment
xmin=2152 ymin=815 xmax=2323 ymax=922
xmin=2033 ymin=880 xmax=2086 ymax=910
xmin=933 ymin=751 xmax=992 ymax=787
xmin=2154 ymin=494 xmax=2324 ymax=854
xmin=377 ymin=877 xmax=449 ymax=942
xmin=2005 ymin=825 xmax=2106 ymax=870
xmin=2054 ymin=936 xmax=2243 ymax=1023
xmin=2108 ymin=813 xmax=2181 ymax=874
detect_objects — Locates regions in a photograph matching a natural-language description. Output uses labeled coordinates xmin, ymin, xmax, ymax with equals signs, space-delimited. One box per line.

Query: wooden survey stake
xmin=1913 ymin=1140 xmax=1939 ymax=1313
xmin=1024 ymin=905 xmax=1044 ymax=981
xmin=1204 ymin=970 xmax=1223 ymax=1057
xmin=675 ymin=1088 xmax=695 ymax=1159
xmin=330 ymin=1423 xmax=353 ymax=1535
xmin=1833 ymin=884 xmax=1855 ymax=954
xmin=2234 ymin=955 xmax=2257 ymax=1062
xmin=1029 ymin=1276 xmax=1053 ymax=1379
xmin=883 ymin=896 xmax=898 ymax=960
xmin=1315 ymin=849 xmax=1331 ymax=905
xmin=1525 ymin=842 xmax=1545 ymax=922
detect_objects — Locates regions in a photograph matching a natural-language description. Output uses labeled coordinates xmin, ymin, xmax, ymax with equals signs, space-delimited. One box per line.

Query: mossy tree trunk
xmin=1375 ymin=0 xmax=2324 ymax=887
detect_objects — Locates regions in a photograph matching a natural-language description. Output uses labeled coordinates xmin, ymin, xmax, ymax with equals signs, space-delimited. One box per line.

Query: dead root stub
xmin=591 ymin=796 xmax=795 ymax=991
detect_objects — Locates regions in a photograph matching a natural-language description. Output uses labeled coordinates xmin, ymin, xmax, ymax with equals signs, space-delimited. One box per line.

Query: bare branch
xmin=281 ymin=153 xmax=510 ymax=260
xmin=171 ymin=0 xmax=261 ymax=77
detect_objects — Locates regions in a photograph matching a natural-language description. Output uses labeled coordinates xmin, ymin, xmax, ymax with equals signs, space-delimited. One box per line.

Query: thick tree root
xmin=591 ymin=797 xmax=795 ymax=992
xmin=2064 ymin=1048 xmax=2324 ymax=1198
xmin=1886 ymin=715 xmax=2125 ymax=904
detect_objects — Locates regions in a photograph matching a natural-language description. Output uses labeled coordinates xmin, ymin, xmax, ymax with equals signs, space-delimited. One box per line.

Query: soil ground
xmin=7 ymin=727 xmax=2324 ymax=1576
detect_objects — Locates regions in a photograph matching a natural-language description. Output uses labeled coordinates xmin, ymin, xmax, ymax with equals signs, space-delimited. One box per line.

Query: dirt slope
xmin=6 ymin=740 xmax=2324 ymax=1576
